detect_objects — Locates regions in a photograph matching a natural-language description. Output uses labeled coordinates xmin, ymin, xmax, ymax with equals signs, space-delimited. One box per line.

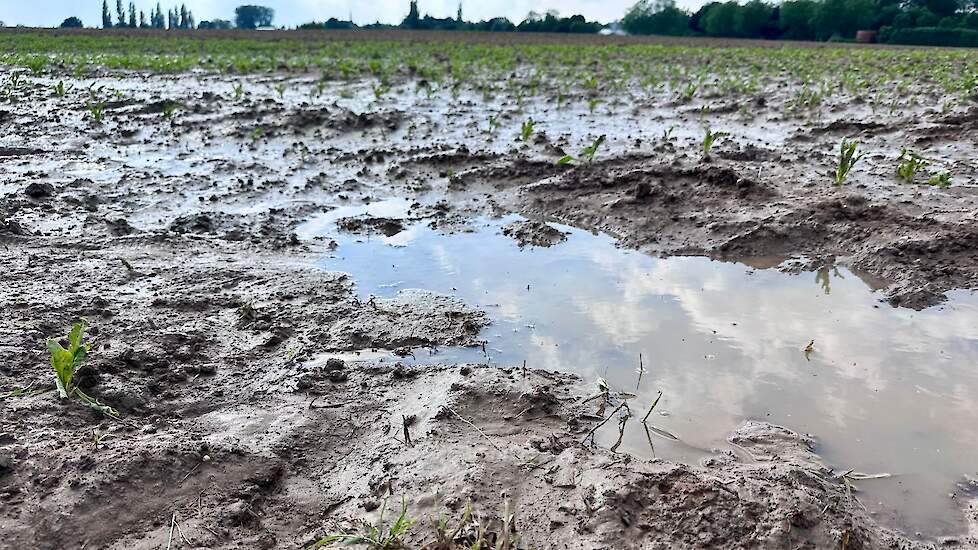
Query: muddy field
xmin=2 ymin=31 xmax=978 ymax=549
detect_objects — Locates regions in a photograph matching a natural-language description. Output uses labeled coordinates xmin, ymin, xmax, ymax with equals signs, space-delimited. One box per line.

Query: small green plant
xmin=429 ymin=499 xmax=526 ymax=549
xmin=91 ymin=426 xmax=115 ymax=451
xmin=835 ymin=139 xmax=865 ymax=186
xmin=47 ymin=322 xmax=118 ymax=417
xmin=520 ymin=118 xmax=535 ymax=142
xmin=53 ymin=80 xmax=71 ymax=98
xmin=558 ymin=135 xmax=606 ymax=166
xmin=250 ymin=126 xmax=264 ymax=144
xmin=487 ymin=114 xmax=499 ymax=134
xmin=896 ymin=147 xmax=928 ymax=183
xmin=927 ymin=171 xmax=952 ymax=188
xmin=702 ymin=128 xmax=729 ymax=158
xmin=232 ymin=82 xmax=244 ymax=101
xmin=162 ymin=100 xmax=180 ymax=120
xmin=660 ymin=126 xmax=675 ymax=143
xmin=86 ymin=100 xmax=107 ymax=123
xmin=313 ymin=496 xmax=415 ymax=548
xmin=275 ymin=83 xmax=286 ymax=99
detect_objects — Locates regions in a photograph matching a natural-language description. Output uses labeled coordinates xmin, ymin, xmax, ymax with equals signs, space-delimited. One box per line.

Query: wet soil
xmin=1 ymin=60 xmax=978 ymax=550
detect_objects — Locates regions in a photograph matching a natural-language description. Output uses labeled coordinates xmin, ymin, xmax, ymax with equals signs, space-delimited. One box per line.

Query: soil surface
xmin=2 ymin=47 xmax=978 ymax=549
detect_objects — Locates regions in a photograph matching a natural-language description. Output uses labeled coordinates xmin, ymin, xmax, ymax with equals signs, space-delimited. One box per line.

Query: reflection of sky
xmin=302 ymin=203 xmax=978 ymax=538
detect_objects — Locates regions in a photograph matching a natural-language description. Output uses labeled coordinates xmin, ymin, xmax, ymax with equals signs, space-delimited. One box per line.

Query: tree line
xmin=622 ymin=0 xmax=978 ymax=45
xmin=78 ymin=3 xmax=272 ymax=30
xmin=53 ymin=0 xmax=978 ymax=47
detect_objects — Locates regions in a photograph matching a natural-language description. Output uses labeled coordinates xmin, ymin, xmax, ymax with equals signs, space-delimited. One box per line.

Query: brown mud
xmin=2 ymin=54 xmax=978 ymax=550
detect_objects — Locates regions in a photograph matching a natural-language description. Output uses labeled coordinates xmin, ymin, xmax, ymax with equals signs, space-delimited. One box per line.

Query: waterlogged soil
xmin=2 ymin=54 xmax=978 ymax=550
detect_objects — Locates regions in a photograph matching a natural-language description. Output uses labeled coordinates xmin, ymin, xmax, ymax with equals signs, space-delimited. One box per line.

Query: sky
xmin=0 ymin=0 xmax=710 ymax=27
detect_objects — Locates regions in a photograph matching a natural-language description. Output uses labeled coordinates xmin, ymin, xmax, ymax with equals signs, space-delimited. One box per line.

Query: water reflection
xmin=300 ymin=205 xmax=978 ymax=538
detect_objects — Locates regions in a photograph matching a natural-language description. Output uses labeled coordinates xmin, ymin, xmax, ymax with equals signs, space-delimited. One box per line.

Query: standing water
xmin=298 ymin=198 xmax=978 ymax=539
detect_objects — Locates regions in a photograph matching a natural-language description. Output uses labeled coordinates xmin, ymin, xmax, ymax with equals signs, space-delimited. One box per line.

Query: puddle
xmin=299 ymin=199 xmax=978 ymax=538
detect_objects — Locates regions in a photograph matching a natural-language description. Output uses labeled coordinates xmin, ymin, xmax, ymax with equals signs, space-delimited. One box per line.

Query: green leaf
xmin=557 ymin=155 xmax=574 ymax=165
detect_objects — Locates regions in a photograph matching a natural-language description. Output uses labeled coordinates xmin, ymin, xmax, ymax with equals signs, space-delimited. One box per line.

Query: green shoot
xmin=520 ymin=118 xmax=535 ymax=142
xmin=250 ymin=126 xmax=264 ymax=144
xmin=896 ymin=148 xmax=928 ymax=183
xmin=702 ymin=128 xmax=730 ymax=158
xmin=47 ymin=322 xmax=119 ymax=417
xmin=232 ymin=82 xmax=244 ymax=101
xmin=927 ymin=171 xmax=952 ymax=188
xmin=53 ymin=80 xmax=71 ymax=98
xmin=558 ymin=135 xmax=606 ymax=166
xmin=275 ymin=83 xmax=286 ymax=99
xmin=91 ymin=427 xmax=115 ymax=451
xmin=162 ymin=100 xmax=180 ymax=120
xmin=487 ymin=114 xmax=499 ymax=134
xmin=87 ymin=100 xmax=107 ymax=123
xmin=313 ymin=496 xmax=415 ymax=549
xmin=835 ymin=139 xmax=865 ymax=186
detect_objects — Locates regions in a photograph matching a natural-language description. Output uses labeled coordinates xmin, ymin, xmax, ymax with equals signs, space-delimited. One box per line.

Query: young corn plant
xmin=927 ymin=171 xmax=952 ymax=188
xmin=232 ymin=82 xmax=244 ymax=101
xmin=896 ymin=147 xmax=928 ymax=183
xmin=835 ymin=139 xmax=865 ymax=186
xmin=519 ymin=118 xmax=535 ymax=142
xmin=53 ymin=80 xmax=71 ymax=98
xmin=47 ymin=322 xmax=119 ymax=417
xmin=313 ymin=497 xmax=415 ymax=549
xmin=558 ymin=135 xmax=606 ymax=166
xmin=702 ymin=128 xmax=729 ymax=159
xmin=87 ymin=100 xmax=107 ymax=123
xmin=487 ymin=114 xmax=499 ymax=134
xmin=162 ymin=100 xmax=180 ymax=120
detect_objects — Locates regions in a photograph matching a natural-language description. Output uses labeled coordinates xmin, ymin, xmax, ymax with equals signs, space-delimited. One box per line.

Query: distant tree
xmin=779 ymin=0 xmax=817 ymax=40
xmin=813 ymin=0 xmax=874 ymax=39
xmin=139 ymin=10 xmax=147 ymax=27
xmin=168 ymin=8 xmax=175 ymax=29
xmin=180 ymin=4 xmax=188 ymax=28
xmin=622 ymin=0 xmax=691 ymax=36
xmin=60 ymin=16 xmax=84 ymax=28
xmin=102 ymin=0 xmax=113 ymax=28
xmin=128 ymin=2 xmax=136 ymax=27
xmin=733 ymin=0 xmax=773 ymax=38
xmin=116 ymin=0 xmax=125 ymax=27
xmin=402 ymin=1 xmax=421 ymax=28
xmin=457 ymin=2 xmax=463 ymax=22
xmin=703 ymin=1 xmax=739 ymax=36
xmin=235 ymin=5 xmax=275 ymax=29
xmin=153 ymin=3 xmax=165 ymax=28
xmin=689 ymin=2 xmax=719 ymax=33
xmin=199 ymin=18 xmax=233 ymax=29
xmin=914 ymin=0 xmax=961 ymax=17
xmin=298 ymin=18 xmax=357 ymax=29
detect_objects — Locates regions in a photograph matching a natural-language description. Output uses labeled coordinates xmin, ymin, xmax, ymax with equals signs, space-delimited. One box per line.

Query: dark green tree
xmin=61 ymin=16 xmax=83 ymax=27
xmin=116 ymin=0 xmax=125 ymax=27
xmin=914 ymin=0 xmax=960 ymax=17
xmin=139 ymin=10 xmax=147 ymax=27
xmin=779 ymin=0 xmax=817 ymax=40
xmin=734 ymin=0 xmax=773 ymax=37
xmin=622 ymin=0 xmax=691 ymax=36
xmin=128 ymin=2 xmax=136 ymax=27
xmin=703 ymin=1 xmax=739 ymax=36
xmin=402 ymin=1 xmax=421 ymax=28
xmin=235 ymin=5 xmax=275 ymax=28
xmin=102 ymin=0 xmax=113 ymax=28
